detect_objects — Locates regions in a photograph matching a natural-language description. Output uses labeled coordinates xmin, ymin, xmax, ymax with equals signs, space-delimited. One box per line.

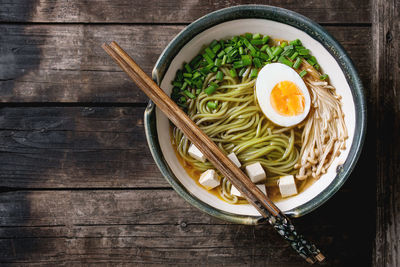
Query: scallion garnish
xmin=320 ymin=74 xmax=329 ymax=80
xmin=216 ymin=71 xmax=224 ymax=81
xmin=205 ymin=82 xmax=219 ymax=95
xmin=171 ymin=35 xmax=322 ymax=110
xmin=249 ymin=68 xmax=258 ymax=78
xmin=293 ymin=57 xmax=302 ymax=69
xmin=299 ymin=70 xmax=308 ymax=78
xmin=278 ymin=56 xmax=293 ymax=67
xmin=207 ymin=101 xmax=218 ymax=109
xmin=229 ymin=69 xmax=237 ymax=78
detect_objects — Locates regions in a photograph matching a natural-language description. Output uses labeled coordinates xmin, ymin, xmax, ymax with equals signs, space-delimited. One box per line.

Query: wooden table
xmin=0 ymin=1 xmax=398 ymax=266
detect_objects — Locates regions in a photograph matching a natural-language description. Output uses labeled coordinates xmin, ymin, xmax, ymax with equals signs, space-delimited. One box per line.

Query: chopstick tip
xmin=316 ymin=253 xmax=325 ymax=262
xmin=306 ymin=257 xmax=316 ymax=264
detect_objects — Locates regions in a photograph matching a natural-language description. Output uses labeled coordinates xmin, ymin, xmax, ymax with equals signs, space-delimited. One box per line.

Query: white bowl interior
xmin=156 ymin=19 xmax=355 ymax=216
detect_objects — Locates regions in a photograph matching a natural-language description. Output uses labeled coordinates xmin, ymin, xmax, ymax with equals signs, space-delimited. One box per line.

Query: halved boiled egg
xmin=255 ymin=63 xmax=311 ymax=127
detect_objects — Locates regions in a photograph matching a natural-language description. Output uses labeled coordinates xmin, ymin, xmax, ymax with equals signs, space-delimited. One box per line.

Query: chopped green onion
xmin=172 ymin=81 xmax=182 ymax=87
xmin=224 ymin=46 xmax=233 ymax=53
xmin=190 ymin=55 xmax=202 ymax=67
xmin=215 ymin=58 xmax=222 ymax=67
xmin=299 ymin=70 xmax=307 ymax=78
xmin=266 ymin=47 xmax=274 ymax=58
xmin=205 ymin=82 xmax=219 ymax=95
xmin=307 ymin=56 xmax=317 ymax=66
xmin=272 ymin=46 xmax=283 ymax=56
xmin=233 ymin=61 xmax=244 ymax=69
xmin=207 ymin=101 xmax=218 ymax=109
xmin=194 ymin=79 xmax=202 ymax=89
xmin=278 ymin=56 xmax=293 ymax=67
xmin=172 ymin=87 xmax=180 ymax=94
xmin=211 ymin=66 xmax=218 ymax=72
xmin=196 ymin=88 xmax=202 ymax=95
xmin=249 ymin=68 xmax=258 ymax=78
xmin=221 ymin=55 xmax=227 ymax=65
xmin=183 ymin=90 xmax=195 ymax=99
xmin=216 ymin=71 xmax=224 ymax=81
xmin=212 ymin=44 xmax=221 ymax=54
xmin=184 ymin=78 xmax=191 ymax=86
xmin=210 ymin=40 xmax=218 ymax=48
xmin=289 ymin=39 xmax=302 ymax=46
xmin=192 ymin=71 xmax=201 ymax=80
xmin=183 ymin=73 xmax=192 ymax=78
xmin=227 ymin=49 xmax=238 ymax=58
xmin=181 ymin=81 xmax=188 ymax=90
xmin=176 ymin=70 xmax=183 ymax=81
xmin=298 ymin=49 xmax=310 ymax=56
xmin=259 ymin=52 xmax=269 ymax=61
xmin=229 ymin=69 xmax=237 ymax=78
xmin=261 ymin=35 xmax=270 ymax=44
xmin=200 ymin=63 xmax=214 ymax=75
xmin=281 ymin=48 xmax=294 ymax=57
xmin=293 ymin=57 xmax=302 ymax=69
xmin=252 ymin=33 xmax=261 ymax=39
xmin=320 ymin=74 xmax=329 ymax=80
xmin=260 ymin=44 xmax=268 ymax=52
xmin=250 ymin=39 xmax=264 ymax=45
xmin=245 ymin=33 xmax=253 ymax=40
xmin=239 ymin=46 xmax=244 ymax=55
xmin=243 ymin=38 xmax=257 ymax=54
xmin=280 ymin=42 xmax=288 ymax=48
xmin=202 ymin=53 xmax=214 ymax=65
xmin=184 ymin=63 xmax=192 ymax=73
xmin=217 ymin=50 xmax=225 ymax=58
xmin=283 ymin=45 xmax=294 ymax=51
xmin=179 ymin=96 xmax=186 ymax=103
xmin=290 ymin=52 xmax=299 ymax=60
xmin=253 ymin=57 xmax=262 ymax=68
xmin=241 ymin=55 xmax=252 ymax=66
xmin=314 ymin=63 xmax=320 ymax=70
xmin=205 ymin=47 xmax=215 ymax=59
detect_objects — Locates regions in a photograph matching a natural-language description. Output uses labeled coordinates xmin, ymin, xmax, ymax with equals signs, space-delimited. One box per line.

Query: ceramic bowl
xmin=144 ymin=5 xmax=366 ymax=224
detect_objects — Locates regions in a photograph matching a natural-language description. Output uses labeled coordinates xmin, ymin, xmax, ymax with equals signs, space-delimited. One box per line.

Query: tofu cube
xmin=188 ymin=143 xmax=206 ymax=162
xmin=199 ymin=169 xmax=220 ymax=190
xmin=245 ymin=162 xmax=266 ymax=183
xmin=230 ymin=184 xmax=242 ymax=197
xmin=227 ymin=152 xmax=241 ymax=167
xmin=278 ymin=175 xmax=298 ymax=198
xmin=231 ymin=184 xmax=267 ymax=197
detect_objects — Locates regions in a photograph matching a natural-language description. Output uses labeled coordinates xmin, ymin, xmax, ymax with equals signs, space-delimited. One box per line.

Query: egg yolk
xmin=270 ymin=81 xmax=305 ymax=116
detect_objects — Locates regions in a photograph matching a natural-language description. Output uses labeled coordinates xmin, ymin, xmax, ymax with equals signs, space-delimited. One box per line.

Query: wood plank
xmin=0 ymin=0 xmax=371 ymax=24
xmin=0 ymin=189 xmax=374 ymax=266
xmin=372 ymin=0 xmax=400 ymax=266
xmin=0 ymin=103 xmax=374 ymax=190
xmin=0 ymin=25 xmax=371 ymax=103
xmin=0 ymin=106 xmax=171 ymax=188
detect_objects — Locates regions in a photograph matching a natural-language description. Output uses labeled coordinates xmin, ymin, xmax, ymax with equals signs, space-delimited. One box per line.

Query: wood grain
xmin=372 ymin=0 xmax=400 ymax=266
xmin=0 ymin=107 xmax=170 ymax=188
xmin=0 ymin=25 xmax=371 ymax=103
xmin=0 ymin=0 xmax=371 ymax=24
xmin=0 ymin=189 xmax=374 ymax=266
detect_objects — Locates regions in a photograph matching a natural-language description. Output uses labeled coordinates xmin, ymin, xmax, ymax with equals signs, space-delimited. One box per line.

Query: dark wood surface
xmin=0 ymin=0 xmax=397 ymax=266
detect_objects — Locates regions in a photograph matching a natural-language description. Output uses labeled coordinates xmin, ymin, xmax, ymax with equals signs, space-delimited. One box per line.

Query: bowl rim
xmin=144 ymin=4 xmax=366 ymax=224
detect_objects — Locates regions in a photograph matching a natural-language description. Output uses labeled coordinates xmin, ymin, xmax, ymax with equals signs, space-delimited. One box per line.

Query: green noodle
xmin=172 ymin=66 xmax=302 ymax=204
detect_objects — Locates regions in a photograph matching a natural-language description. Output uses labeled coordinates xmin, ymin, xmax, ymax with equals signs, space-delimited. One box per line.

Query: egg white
xmin=255 ymin=63 xmax=311 ymax=127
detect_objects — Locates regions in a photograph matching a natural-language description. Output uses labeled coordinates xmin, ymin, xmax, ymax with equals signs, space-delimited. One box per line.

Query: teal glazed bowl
xmin=144 ymin=5 xmax=366 ymax=224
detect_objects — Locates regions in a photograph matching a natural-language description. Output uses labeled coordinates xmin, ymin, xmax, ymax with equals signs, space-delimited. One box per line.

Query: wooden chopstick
xmin=102 ymin=41 xmax=325 ymax=264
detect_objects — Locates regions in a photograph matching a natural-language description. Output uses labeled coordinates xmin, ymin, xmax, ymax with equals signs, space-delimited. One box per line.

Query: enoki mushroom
xmin=295 ymin=63 xmax=348 ymax=180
